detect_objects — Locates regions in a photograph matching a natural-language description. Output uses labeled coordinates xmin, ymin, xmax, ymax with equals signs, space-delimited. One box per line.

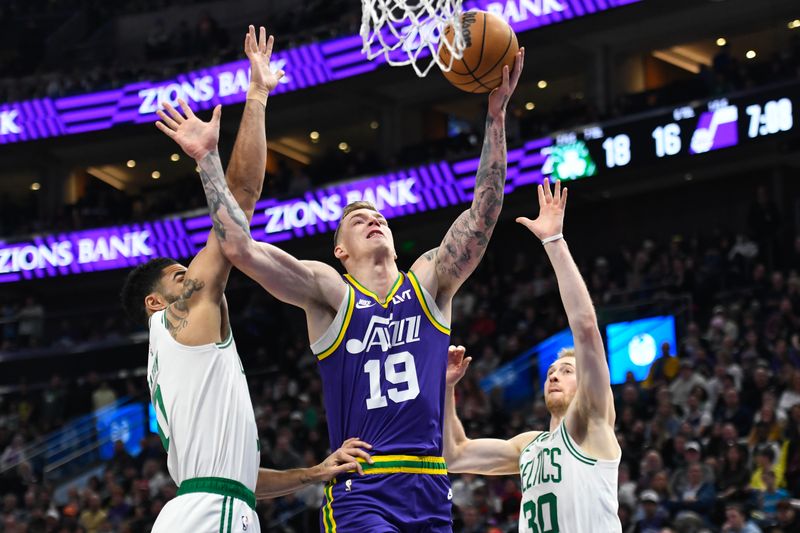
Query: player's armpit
xmin=447 ymin=431 xmax=539 ymax=476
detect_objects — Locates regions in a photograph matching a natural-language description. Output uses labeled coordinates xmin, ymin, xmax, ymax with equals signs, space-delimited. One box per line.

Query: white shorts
xmin=152 ymin=492 xmax=260 ymax=533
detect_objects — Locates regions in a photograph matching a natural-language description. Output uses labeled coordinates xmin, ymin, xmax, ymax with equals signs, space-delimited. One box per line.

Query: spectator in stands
xmin=79 ymin=491 xmax=107 ymax=533
xmin=774 ymin=500 xmax=800 ymax=531
xmin=0 ymin=434 xmax=25 ymax=472
xmin=669 ymin=441 xmax=713 ymax=494
xmin=2 ymin=493 xmax=20 ymax=523
xmin=718 ymin=387 xmax=754 ymax=437
xmin=777 ymin=370 xmax=800 ymax=419
xmin=618 ymin=462 xmax=638 ymax=508
xmin=667 ymin=461 xmax=716 ymax=522
xmin=750 ymin=446 xmax=785 ymax=492
xmin=669 ymin=361 xmax=708 ymax=412
xmin=92 ymin=380 xmax=117 ymax=411
xmin=723 ymin=503 xmax=762 ymax=533
xmin=716 ymin=443 xmax=751 ymax=504
xmin=757 ymin=469 xmax=789 ymax=522
xmin=39 ymin=374 xmax=66 ymax=431
xmin=682 ymin=386 xmax=713 ymax=438
xmin=108 ymin=441 xmax=135 ymax=475
xmin=106 ymin=483 xmax=132 ymax=526
xmin=459 ymin=505 xmax=486 ymax=533
xmin=634 ymin=489 xmax=670 ymax=533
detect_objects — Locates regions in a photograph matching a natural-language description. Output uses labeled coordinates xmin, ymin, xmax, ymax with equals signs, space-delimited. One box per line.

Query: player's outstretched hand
xmin=155 ymin=98 xmax=221 ymax=161
xmin=516 ymin=177 xmax=567 ymax=242
xmin=245 ymin=25 xmax=285 ymax=99
xmin=316 ymin=438 xmax=374 ymax=480
xmin=446 ymin=345 xmax=472 ymax=388
xmin=488 ymin=47 xmax=524 ymax=117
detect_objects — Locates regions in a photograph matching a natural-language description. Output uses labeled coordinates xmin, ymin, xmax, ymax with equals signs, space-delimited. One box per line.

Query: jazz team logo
xmin=690 ymin=104 xmax=739 ymax=154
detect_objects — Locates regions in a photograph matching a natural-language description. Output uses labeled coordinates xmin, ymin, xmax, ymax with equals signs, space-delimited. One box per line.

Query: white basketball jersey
xmin=518 ymin=420 xmax=621 ymax=533
xmin=147 ymin=310 xmax=259 ymax=490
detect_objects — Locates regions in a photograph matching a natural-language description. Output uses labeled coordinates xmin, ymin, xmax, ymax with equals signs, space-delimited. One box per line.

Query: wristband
xmin=246 ymin=90 xmax=269 ymax=106
xmin=541 ymin=233 xmax=563 ymax=245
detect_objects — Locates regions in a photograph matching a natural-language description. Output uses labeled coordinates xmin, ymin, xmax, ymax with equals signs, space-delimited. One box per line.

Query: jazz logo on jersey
xmin=346 ymin=313 xmax=421 ymax=354
xmin=521 ymin=447 xmax=562 ymax=491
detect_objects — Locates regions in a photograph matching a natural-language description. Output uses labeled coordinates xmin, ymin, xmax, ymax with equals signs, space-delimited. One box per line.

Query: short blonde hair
xmin=333 ymin=201 xmax=380 ymax=245
xmin=557 ymin=347 xmax=576 ymax=359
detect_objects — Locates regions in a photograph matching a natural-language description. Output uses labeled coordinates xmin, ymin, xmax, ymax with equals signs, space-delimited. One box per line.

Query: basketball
xmin=438 ymin=10 xmax=519 ymax=93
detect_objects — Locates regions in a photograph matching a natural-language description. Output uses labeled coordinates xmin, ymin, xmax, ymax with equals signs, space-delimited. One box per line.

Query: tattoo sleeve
xmin=434 ymin=113 xmax=506 ymax=289
xmin=197 ymin=150 xmax=254 ymax=248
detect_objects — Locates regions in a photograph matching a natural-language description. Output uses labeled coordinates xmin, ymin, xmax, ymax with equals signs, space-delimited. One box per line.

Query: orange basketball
xmin=439 ymin=11 xmax=519 ymax=93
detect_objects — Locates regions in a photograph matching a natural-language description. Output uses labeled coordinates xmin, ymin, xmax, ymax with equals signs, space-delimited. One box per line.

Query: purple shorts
xmin=320 ymin=473 xmax=453 ymax=532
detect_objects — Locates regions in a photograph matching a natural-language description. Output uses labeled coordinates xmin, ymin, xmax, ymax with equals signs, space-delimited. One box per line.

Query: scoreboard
xmin=541 ymin=81 xmax=799 ymax=181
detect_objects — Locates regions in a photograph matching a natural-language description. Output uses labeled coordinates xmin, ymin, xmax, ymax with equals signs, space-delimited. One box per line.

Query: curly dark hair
xmin=120 ymin=258 xmax=179 ymax=325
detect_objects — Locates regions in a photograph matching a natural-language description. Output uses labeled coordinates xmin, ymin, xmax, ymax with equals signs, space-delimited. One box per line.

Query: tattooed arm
xmin=150 ymin=27 xmax=283 ymax=345
xmin=157 ymin=98 xmax=345 ymax=344
xmin=410 ymin=48 xmax=524 ymax=310
xmin=189 ymin=121 xmax=346 ymax=317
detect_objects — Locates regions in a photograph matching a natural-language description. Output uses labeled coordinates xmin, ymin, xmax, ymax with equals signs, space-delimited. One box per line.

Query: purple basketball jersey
xmin=315 ymin=271 xmax=451 ymax=455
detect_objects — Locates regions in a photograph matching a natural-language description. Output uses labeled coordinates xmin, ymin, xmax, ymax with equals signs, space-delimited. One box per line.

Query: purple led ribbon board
xmin=0 ymin=0 xmax=639 ymax=145
xmin=0 ymin=219 xmax=194 ymax=283
xmin=0 ymin=135 xmax=555 ymax=283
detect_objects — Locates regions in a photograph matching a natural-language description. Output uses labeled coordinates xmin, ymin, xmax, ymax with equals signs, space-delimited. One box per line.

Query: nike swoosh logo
xmin=356 ymin=301 xmax=376 ymax=309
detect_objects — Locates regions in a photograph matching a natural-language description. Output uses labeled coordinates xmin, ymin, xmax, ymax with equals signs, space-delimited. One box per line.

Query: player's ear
xmin=334 ymin=243 xmax=347 ymax=261
xmin=145 ymin=292 xmax=168 ymax=314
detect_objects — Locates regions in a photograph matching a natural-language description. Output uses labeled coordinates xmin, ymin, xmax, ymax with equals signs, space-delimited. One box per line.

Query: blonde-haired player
xmin=443 ymin=178 xmax=621 ymax=533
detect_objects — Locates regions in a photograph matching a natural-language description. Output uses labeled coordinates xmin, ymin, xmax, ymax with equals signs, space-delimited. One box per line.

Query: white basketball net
xmin=360 ymin=0 xmax=466 ymax=78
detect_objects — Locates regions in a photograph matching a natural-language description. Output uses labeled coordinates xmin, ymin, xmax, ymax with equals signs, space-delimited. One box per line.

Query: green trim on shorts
xmin=178 ymin=477 xmax=256 ymax=510
xmin=219 ymin=496 xmax=227 ymax=533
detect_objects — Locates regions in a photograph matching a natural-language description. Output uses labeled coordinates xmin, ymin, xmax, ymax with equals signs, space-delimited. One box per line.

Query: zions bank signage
xmin=0 ymin=136 xmax=552 ymax=283
xmin=3 ymin=79 xmax=798 ymax=283
xmin=0 ymin=0 xmax=638 ymax=145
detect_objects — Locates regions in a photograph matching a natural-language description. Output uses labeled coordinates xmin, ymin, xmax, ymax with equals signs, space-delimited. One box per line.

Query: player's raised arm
xmin=412 ymin=48 xmax=525 ymax=303
xmin=157 ymin=101 xmax=344 ymax=314
xmin=516 ymin=179 xmax=614 ymax=424
xmin=443 ymin=345 xmax=539 ymax=475
xmin=225 ymin=25 xmax=279 ymax=219
xmin=255 ymin=438 xmax=373 ymax=499
xmin=139 ymin=27 xmax=277 ymax=344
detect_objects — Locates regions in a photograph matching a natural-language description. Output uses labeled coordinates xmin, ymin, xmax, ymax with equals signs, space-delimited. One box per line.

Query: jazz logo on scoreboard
xmin=690 ymin=103 xmax=739 ymax=154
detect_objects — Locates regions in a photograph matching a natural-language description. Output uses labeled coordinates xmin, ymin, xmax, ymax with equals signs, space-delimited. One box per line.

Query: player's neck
xmin=548 ymin=413 xmax=565 ymax=432
xmin=346 ymin=256 xmax=400 ymax=300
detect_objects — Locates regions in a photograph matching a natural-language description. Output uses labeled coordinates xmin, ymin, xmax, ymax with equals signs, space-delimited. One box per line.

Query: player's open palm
xmin=488 ymin=47 xmax=524 ymax=117
xmin=318 ymin=438 xmax=374 ymax=479
xmin=516 ymin=178 xmax=567 ymax=241
xmin=446 ymin=345 xmax=472 ymax=387
xmin=245 ymin=25 xmax=284 ymax=95
xmin=156 ymin=99 xmax=221 ymax=161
